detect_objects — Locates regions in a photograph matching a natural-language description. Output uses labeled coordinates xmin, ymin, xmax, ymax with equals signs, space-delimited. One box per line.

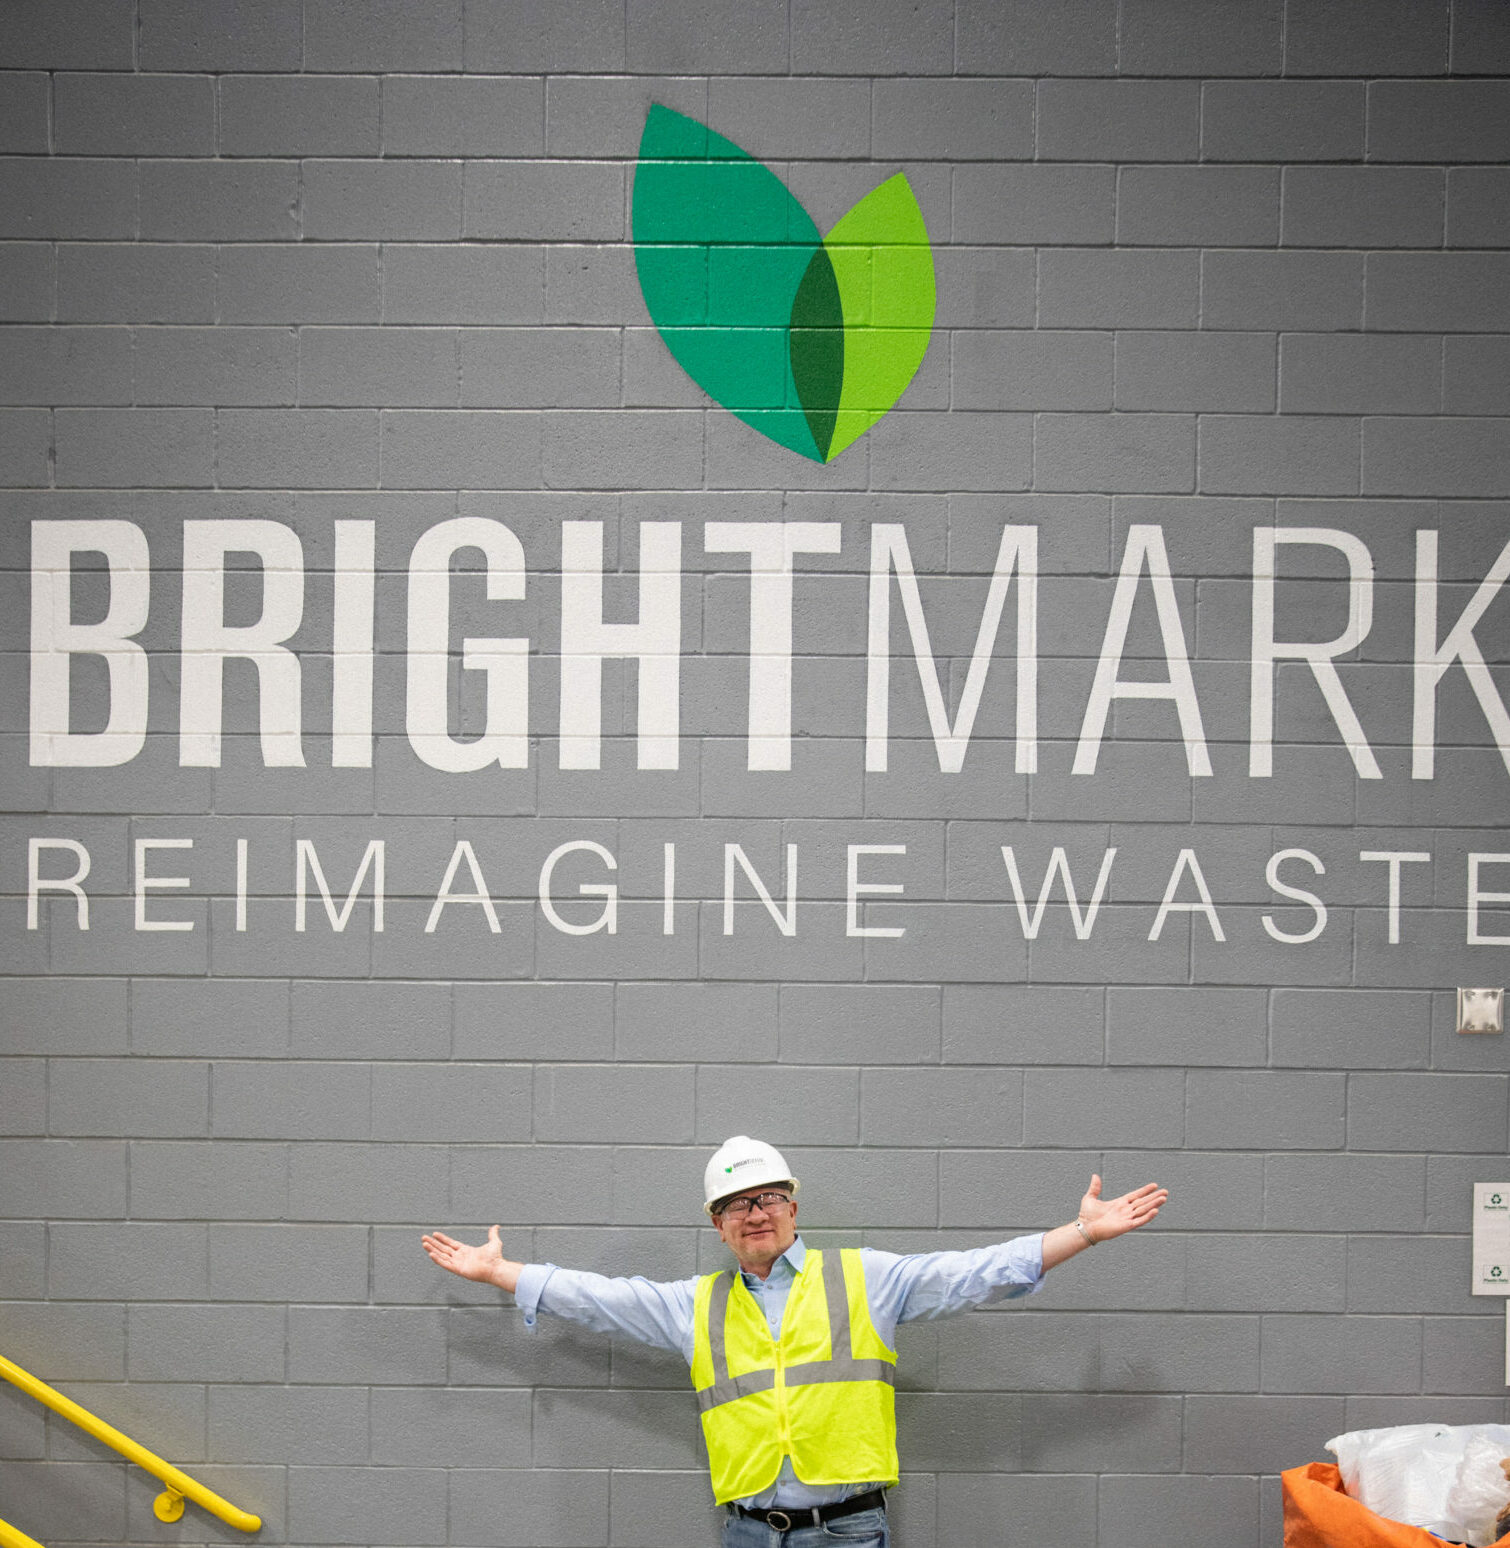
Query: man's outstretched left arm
xmin=869 ymin=1173 xmax=1169 ymax=1327
xmin=1040 ymin=1174 xmax=1167 ymax=1270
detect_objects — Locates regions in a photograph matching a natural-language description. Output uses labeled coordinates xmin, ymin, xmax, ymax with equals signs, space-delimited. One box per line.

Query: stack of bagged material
xmin=1283 ymin=1425 xmax=1510 ymax=1547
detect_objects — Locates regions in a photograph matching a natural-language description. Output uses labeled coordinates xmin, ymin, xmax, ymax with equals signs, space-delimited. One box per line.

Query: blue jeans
xmin=721 ymin=1505 xmax=888 ymax=1548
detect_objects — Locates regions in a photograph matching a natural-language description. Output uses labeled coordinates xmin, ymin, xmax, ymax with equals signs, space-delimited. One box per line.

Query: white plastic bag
xmin=1326 ymin=1424 xmax=1510 ymax=1545
xmin=1445 ymin=1433 xmax=1510 ymax=1547
xmin=1328 ymin=1424 xmax=1466 ymax=1539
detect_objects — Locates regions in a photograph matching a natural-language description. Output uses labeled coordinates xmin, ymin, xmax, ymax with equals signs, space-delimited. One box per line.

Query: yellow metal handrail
xmin=0 ymin=1515 xmax=46 ymax=1548
xmin=0 ymin=1353 xmax=261 ymax=1534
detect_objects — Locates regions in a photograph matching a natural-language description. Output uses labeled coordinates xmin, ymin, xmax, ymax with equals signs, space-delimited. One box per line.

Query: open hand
xmin=420 ymin=1224 xmax=516 ymax=1290
xmin=1077 ymin=1175 xmax=1167 ymax=1243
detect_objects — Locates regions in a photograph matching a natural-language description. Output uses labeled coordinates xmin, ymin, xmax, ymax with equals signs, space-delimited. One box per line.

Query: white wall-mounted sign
xmin=1474 ymin=1184 xmax=1510 ymax=1296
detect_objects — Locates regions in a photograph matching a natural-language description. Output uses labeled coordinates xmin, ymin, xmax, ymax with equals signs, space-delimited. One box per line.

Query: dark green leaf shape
xmin=633 ymin=104 xmax=828 ymax=461
xmin=788 ymin=245 xmax=844 ymax=462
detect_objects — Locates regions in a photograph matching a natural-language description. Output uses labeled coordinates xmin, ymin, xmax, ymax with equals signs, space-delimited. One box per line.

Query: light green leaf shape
xmin=821 ymin=172 xmax=936 ymax=462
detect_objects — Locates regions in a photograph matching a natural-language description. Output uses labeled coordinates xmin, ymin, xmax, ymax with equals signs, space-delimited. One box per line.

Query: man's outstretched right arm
xmin=422 ymin=1224 xmax=522 ymax=1293
xmin=421 ymin=1225 xmax=696 ymax=1357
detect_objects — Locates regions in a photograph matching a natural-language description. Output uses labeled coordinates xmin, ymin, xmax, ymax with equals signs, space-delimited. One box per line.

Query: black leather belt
xmin=728 ymin=1488 xmax=887 ymax=1533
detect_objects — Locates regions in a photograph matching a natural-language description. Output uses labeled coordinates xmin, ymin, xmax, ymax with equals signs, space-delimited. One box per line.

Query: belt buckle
xmin=765 ymin=1509 xmax=793 ymax=1532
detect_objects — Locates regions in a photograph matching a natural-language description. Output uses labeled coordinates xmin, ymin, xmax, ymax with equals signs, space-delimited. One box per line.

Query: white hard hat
xmin=703 ymin=1136 xmax=799 ymax=1215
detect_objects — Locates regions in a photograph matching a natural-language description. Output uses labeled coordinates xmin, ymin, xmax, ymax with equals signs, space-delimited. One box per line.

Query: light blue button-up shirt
xmin=514 ymin=1232 xmax=1045 ymax=1509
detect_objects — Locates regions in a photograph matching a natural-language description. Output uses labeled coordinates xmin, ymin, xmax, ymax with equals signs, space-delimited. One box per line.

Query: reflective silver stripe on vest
xmin=698 ymin=1271 xmax=778 ymax=1413
xmin=696 ymin=1253 xmax=895 ymax=1415
xmin=821 ymin=1247 xmax=852 ymax=1362
xmin=695 ymin=1368 xmax=778 ymax=1413
xmin=784 ymin=1358 xmax=897 ymax=1387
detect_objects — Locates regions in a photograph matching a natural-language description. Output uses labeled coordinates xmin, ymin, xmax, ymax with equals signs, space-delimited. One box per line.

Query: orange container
xmin=1282 ymin=1462 xmax=1510 ymax=1548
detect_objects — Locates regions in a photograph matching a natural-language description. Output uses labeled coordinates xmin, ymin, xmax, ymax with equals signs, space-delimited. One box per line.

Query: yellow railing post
xmin=0 ymin=1353 xmax=261 ymax=1534
xmin=0 ymin=1516 xmax=47 ymax=1548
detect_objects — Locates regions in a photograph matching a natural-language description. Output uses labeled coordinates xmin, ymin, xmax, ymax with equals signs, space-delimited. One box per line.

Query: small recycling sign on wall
xmin=1473 ymin=1183 xmax=1510 ymax=1295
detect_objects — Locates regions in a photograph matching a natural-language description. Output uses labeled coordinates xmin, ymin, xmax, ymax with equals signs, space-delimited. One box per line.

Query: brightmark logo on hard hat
xmin=702 ymin=1136 xmax=799 ymax=1214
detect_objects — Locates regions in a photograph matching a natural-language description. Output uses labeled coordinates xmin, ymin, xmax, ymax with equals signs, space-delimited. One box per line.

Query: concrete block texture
xmin=1280 ymin=334 xmax=1442 ymax=417
xmin=790 ymin=0 xmax=952 ymax=75
xmin=138 ymin=0 xmax=303 ymax=71
xmin=1202 ymin=82 xmax=1365 ymax=163
xmin=1114 ymin=331 xmax=1274 ymax=414
xmin=450 ymin=1466 xmax=609 ymax=1546
xmin=1198 ymin=415 xmax=1359 ymax=497
xmin=288 ymin=1465 xmax=447 ymax=1546
xmin=1363 ymin=417 xmax=1510 ymax=499
xmin=210 ymin=1222 xmax=370 ymax=1301
xmin=1202 ymin=251 xmax=1363 ymax=331
xmin=0 ymin=75 xmax=48 ymax=155
xmin=1448 ymin=167 xmax=1510 ymax=249
xmin=0 ymin=243 xmax=53 ymax=321
xmin=1286 ymin=0 xmax=1448 ymax=75
xmin=1119 ymin=167 xmax=1279 ymax=248
xmin=957 ymin=0 xmax=1116 ymax=75
xmin=465 ymin=0 xmax=627 ymax=73
xmin=220 ymin=75 xmax=380 ymax=158
xmin=1100 ymin=1313 xmax=1261 ymax=1392
xmin=1445 ymin=335 xmax=1510 ymax=414
xmin=1039 ymin=81 xmax=1199 ymax=162
xmin=218 ymin=407 xmax=378 ymax=488
xmin=3 ymin=10 xmax=1510 ymax=1548
xmin=0 ymin=157 xmax=135 ymax=240
xmin=55 ymin=74 xmax=216 ymax=158
xmin=305 ymin=0 xmax=464 ymax=73
xmin=4 ymin=321 xmax=134 ymax=405
xmin=1369 ymin=81 xmax=1510 ymax=164
xmin=1281 ymin=167 xmax=1444 ymax=250
xmin=625 ymin=0 xmax=785 ymax=76
xmin=1106 ymin=988 xmax=1266 ymax=1067
xmin=1453 ymin=0 xmax=1510 ymax=73
xmin=1186 ymin=1071 xmax=1345 ymax=1151
xmin=1260 ymin=1313 xmax=1423 ymax=1395
xmin=0 ymin=1 xmax=135 ymax=69
xmin=1 ymin=1058 xmax=58 ymax=1136
xmin=127 ymin=1303 xmax=286 ymax=1383
xmin=140 ymin=160 xmax=300 ymax=241
xmin=288 ymin=1306 xmax=448 ymax=1384
xmin=938 ymin=1473 xmax=1096 ymax=1543
xmin=305 ymin=160 xmax=464 ymax=242
xmin=385 ymin=76 xmax=544 ymax=158
xmin=220 ymin=244 xmax=382 ymax=324
xmin=49 ymin=1223 xmax=208 ymax=1301
xmin=1366 ymin=253 xmax=1510 ymax=332
xmin=1098 ymin=1475 xmax=1260 ymax=1548
xmin=1040 ymin=249 xmax=1200 ymax=329
xmin=0 ymin=1460 xmax=127 ymax=1544
xmin=207 ymin=1383 xmax=367 ymax=1465
xmin=874 ymin=80 xmax=1033 ymax=161
xmin=954 ymin=166 xmax=1115 ymax=247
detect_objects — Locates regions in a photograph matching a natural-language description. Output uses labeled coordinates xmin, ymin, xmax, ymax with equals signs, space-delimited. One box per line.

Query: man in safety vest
xmin=422 ymin=1136 xmax=1167 ymax=1546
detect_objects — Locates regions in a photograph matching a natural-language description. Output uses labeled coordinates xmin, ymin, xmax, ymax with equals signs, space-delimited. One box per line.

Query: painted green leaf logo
xmin=633 ymin=105 xmax=936 ymax=463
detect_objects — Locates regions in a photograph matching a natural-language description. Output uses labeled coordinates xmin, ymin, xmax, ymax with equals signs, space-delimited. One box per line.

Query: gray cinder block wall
xmin=2 ymin=2 xmax=1509 ymax=1545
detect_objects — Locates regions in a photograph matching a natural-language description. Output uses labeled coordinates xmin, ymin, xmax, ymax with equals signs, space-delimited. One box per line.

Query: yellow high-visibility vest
xmin=690 ymin=1246 xmax=899 ymax=1505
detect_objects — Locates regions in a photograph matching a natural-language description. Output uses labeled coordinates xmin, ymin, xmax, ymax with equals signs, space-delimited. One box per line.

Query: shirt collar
xmin=740 ymin=1233 xmax=806 ymax=1288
